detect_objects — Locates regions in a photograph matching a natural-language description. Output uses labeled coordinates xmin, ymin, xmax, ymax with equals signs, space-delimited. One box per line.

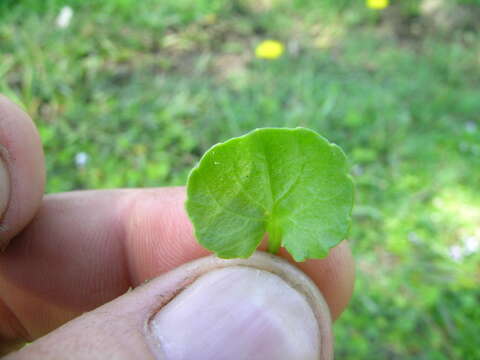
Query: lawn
xmin=1 ymin=0 xmax=479 ymax=358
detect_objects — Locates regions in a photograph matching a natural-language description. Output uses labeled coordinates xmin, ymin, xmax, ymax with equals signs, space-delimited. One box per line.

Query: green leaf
xmin=185 ymin=127 xmax=354 ymax=262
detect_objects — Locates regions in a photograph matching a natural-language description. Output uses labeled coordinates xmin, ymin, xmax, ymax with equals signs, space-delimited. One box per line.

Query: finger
xmin=0 ymin=96 xmax=45 ymax=353
xmin=6 ymin=253 xmax=333 ymax=360
xmin=0 ymin=188 xmax=354 ymax=350
xmin=0 ymin=95 xmax=45 ymax=250
xmin=279 ymin=240 xmax=355 ymax=322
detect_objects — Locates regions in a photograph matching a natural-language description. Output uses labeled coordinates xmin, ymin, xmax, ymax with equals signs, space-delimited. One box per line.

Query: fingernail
xmin=0 ymin=155 xmax=10 ymax=221
xmin=149 ymin=266 xmax=321 ymax=360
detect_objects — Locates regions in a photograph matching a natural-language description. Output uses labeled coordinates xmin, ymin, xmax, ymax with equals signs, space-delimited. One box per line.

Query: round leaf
xmin=185 ymin=128 xmax=354 ymax=262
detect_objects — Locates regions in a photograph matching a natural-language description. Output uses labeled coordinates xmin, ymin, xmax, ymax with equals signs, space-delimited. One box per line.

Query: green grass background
xmin=1 ymin=0 xmax=479 ymax=358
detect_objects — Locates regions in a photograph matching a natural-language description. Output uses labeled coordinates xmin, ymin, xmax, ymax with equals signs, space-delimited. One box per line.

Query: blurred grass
xmin=1 ymin=0 xmax=479 ymax=358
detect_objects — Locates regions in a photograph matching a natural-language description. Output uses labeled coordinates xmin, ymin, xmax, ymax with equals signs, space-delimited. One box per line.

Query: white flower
xmin=75 ymin=152 xmax=89 ymax=168
xmin=448 ymin=245 xmax=464 ymax=262
xmin=56 ymin=6 xmax=74 ymax=29
xmin=447 ymin=234 xmax=479 ymax=262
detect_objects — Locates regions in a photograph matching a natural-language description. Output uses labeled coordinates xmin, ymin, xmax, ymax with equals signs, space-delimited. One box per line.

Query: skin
xmin=0 ymin=95 xmax=355 ymax=357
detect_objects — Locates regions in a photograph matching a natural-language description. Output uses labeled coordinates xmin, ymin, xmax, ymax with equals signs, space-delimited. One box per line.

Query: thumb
xmin=6 ymin=252 xmax=333 ymax=360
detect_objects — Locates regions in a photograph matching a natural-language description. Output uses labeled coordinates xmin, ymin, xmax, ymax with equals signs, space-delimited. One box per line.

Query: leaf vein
xmin=274 ymin=138 xmax=305 ymax=207
xmin=231 ymin=161 xmax=267 ymax=211
xmin=201 ymin=185 xmax=263 ymax=221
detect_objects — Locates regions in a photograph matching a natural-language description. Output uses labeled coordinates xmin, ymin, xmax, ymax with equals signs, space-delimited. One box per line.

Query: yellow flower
xmin=255 ymin=40 xmax=285 ymax=60
xmin=366 ymin=0 xmax=389 ymax=10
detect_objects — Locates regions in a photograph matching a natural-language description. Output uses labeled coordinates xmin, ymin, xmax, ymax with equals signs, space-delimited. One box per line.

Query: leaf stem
xmin=267 ymin=220 xmax=281 ymax=254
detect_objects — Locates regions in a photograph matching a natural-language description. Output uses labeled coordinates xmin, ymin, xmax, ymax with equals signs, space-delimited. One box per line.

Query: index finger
xmin=0 ymin=95 xmax=46 ymax=354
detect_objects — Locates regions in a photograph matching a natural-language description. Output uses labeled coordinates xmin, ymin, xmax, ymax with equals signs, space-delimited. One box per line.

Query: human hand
xmin=0 ymin=95 xmax=354 ymax=359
